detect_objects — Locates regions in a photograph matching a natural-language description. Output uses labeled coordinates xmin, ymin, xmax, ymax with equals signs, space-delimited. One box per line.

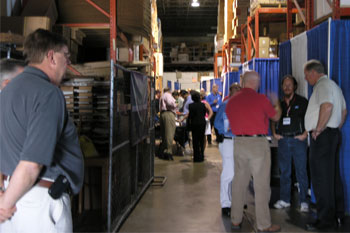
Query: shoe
xmin=336 ymin=217 xmax=344 ymax=227
xmin=306 ymin=220 xmax=336 ymax=231
xmin=258 ymin=224 xmax=281 ymax=232
xmin=274 ymin=200 xmax=290 ymax=209
xmin=300 ymin=202 xmax=309 ymax=212
xmin=221 ymin=207 xmax=231 ymax=217
xmin=231 ymin=222 xmax=242 ymax=230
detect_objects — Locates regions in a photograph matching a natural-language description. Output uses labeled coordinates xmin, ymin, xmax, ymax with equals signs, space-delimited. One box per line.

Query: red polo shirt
xmin=225 ymin=88 xmax=276 ymax=135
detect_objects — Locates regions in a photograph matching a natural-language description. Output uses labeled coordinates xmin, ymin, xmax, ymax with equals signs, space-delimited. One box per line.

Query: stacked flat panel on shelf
xmin=250 ymin=0 xmax=287 ymax=16
xmin=61 ymin=65 xmax=111 ymax=154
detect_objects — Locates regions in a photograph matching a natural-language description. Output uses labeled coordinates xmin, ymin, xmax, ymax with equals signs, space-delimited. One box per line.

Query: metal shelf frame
xmin=240 ymin=0 xmax=305 ymax=62
xmin=332 ymin=0 xmax=350 ymax=19
xmin=221 ymin=38 xmax=241 ymax=75
xmin=61 ymin=0 xmax=118 ymax=63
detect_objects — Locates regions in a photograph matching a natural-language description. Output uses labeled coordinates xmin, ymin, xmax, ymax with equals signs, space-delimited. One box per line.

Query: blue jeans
xmin=278 ymin=137 xmax=308 ymax=203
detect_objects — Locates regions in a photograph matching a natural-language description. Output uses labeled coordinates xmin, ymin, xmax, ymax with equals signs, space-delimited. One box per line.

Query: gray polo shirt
xmin=0 ymin=66 xmax=84 ymax=194
xmin=305 ymin=75 xmax=347 ymax=132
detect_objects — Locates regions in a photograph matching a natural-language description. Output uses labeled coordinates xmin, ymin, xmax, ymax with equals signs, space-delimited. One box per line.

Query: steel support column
xmin=255 ymin=10 xmax=259 ymax=58
xmin=110 ymin=0 xmax=117 ymax=62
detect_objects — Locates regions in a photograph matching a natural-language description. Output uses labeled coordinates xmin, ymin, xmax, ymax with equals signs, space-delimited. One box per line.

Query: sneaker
xmin=274 ymin=200 xmax=291 ymax=209
xmin=300 ymin=202 xmax=309 ymax=212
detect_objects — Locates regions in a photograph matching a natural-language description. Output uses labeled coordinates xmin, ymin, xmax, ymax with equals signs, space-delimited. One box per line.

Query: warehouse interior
xmin=0 ymin=0 xmax=350 ymax=232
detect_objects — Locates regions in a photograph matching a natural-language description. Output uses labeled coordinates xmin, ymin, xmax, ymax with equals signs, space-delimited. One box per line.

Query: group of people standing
xmin=213 ymin=60 xmax=346 ymax=232
xmin=157 ymin=85 xmax=223 ymax=162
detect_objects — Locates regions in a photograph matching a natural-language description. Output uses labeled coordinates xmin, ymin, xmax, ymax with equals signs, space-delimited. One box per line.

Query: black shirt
xmin=276 ymin=94 xmax=308 ymax=136
xmin=188 ymin=102 xmax=207 ymax=129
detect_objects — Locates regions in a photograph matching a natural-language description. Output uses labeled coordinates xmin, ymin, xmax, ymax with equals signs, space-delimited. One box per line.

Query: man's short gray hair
xmin=304 ymin=59 xmax=325 ymax=74
xmin=0 ymin=58 xmax=26 ymax=83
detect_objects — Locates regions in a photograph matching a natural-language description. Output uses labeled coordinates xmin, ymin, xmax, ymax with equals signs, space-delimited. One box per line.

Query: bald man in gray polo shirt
xmin=304 ymin=60 xmax=347 ymax=231
xmin=0 ymin=29 xmax=84 ymax=232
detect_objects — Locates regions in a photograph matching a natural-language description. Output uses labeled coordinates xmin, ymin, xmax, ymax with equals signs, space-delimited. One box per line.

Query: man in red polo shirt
xmin=226 ymin=71 xmax=281 ymax=232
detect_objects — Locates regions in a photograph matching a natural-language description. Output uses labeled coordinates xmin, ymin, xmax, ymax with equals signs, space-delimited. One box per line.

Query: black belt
xmin=280 ymin=132 xmax=302 ymax=137
xmin=224 ymin=136 xmax=233 ymax=139
xmin=236 ymin=134 xmax=266 ymax=137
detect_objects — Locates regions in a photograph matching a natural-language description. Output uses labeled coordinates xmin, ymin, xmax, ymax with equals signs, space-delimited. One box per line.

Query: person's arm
xmin=0 ymin=161 xmax=42 ymax=222
xmin=214 ymin=103 xmax=225 ymax=135
xmin=312 ymin=102 xmax=333 ymax=140
xmin=270 ymin=102 xmax=282 ymax=122
xmin=339 ymin=108 xmax=347 ymax=129
xmin=268 ymin=93 xmax=282 ymax=122
xmin=204 ymin=102 xmax=213 ymax=120
xmin=271 ymin=122 xmax=283 ymax=140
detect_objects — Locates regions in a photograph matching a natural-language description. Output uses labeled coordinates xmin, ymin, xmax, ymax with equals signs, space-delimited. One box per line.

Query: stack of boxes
xmin=231 ymin=46 xmax=242 ymax=63
xmin=232 ymin=0 xmax=249 ymax=39
xmin=258 ymin=37 xmax=278 ymax=58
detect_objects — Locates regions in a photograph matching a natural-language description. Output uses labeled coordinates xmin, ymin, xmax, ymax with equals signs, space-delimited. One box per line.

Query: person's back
xmin=227 ymin=88 xmax=274 ymax=135
xmin=188 ymin=102 xmax=206 ymax=126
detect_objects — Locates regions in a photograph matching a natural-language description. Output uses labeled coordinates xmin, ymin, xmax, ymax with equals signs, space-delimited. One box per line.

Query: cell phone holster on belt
xmin=48 ymin=175 xmax=70 ymax=199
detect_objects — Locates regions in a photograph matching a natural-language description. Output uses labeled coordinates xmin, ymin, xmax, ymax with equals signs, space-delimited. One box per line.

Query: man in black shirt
xmin=272 ymin=75 xmax=309 ymax=212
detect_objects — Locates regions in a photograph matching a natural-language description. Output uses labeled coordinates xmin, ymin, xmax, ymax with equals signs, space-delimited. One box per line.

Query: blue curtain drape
xmin=174 ymin=81 xmax=180 ymax=90
xmin=223 ymin=72 xmax=240 ymax=97
xmin=167 ymin=80 xmax=172 ymax=90
xmin=306 ymin=21 xmax=329 ymax=98
xmin=202 ymin=80 xmax=207 ymax=92
xmin=279 ymin=41 xmax=292 ymax=98
xmin=253 ymin=58 xmax=280 ymax=95
xmin=210 ymin=79 xmax=214 ymax=91
xmin=330 ymin=20 xmax=350 ymax=213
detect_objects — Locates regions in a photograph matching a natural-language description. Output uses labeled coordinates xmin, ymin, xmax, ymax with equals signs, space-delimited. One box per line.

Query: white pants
xmin=0 ymin=179 xmax=72 ymax=233
xmin=219 ymin=138 xmax=234 ymax=208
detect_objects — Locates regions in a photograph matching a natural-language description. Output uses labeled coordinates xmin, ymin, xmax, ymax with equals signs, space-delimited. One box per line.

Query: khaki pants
xmin=160 ymin=111 xmax=176 ymax=155
xmin=231 ymin=137 xmax=271 ymax=230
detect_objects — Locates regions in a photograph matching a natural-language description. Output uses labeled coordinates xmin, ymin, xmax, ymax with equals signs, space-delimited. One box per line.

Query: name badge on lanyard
xmin=283 ymin=117 xmax=291 ymax=125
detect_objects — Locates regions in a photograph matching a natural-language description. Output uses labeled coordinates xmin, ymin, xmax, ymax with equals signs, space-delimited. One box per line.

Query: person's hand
xmin=0 ymin=196 xmax=16 ymax=223
xmin=213 ymin=99 xmax=218 ymax=104
xmin=294 ymin=134 xmax=307 ymax=141
xmin=311 ymin=129 xmax=322 ymax=140
xmin=268 ymin=92 xmax=279 ymax=106
xmin=273 ymin=133 xmax=283 ymax=140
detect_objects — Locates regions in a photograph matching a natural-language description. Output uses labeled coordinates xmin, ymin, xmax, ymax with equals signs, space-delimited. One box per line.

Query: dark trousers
xmin=309 ymin=127 xmax=339 ymax=225
xmin=192 ymin=124 xmax=206 ymax=162
xmin=207 ymin=112 xmax=218 ymax=143
xmin=278 ymin=137 xmax=308 ymax=203
xmin=335 ymin=130 xmax=345 ymax=219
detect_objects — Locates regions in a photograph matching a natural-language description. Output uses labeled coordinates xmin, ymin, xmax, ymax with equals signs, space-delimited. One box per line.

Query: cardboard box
xmin=117 ymin=0 xmax=151 ymax=37
xmin=70 ymin=40 xmax=79 ymax=54
xmin=118 ymin=47 xmax=132 ymax=62
xmin=259 ymin=37 xmax=270 ymax=48
xmin=0 ymin=16 xmax=51 ymax=37
xmin=259 ymin=47 xmax=269 ymax=58
xmin=71 ymin=28 xmax=85 ymax=45
xmin=24 ymin=17 xmax=51 ymax=37
xmin=0 ymin=17 xmax=24 ymax=34
xmin=178 ymin=54 xmax=189 ymax=62
xmin=52 ymin=25 xmax=71 ymax=47
xmin=21 ymin=0 xmax=58 ymax=27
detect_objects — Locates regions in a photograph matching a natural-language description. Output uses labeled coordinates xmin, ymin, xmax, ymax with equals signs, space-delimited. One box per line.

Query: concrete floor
xmin=120 ymin=143 xmax=350 ymax=232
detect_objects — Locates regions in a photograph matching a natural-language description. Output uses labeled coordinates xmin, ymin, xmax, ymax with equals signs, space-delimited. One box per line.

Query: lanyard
xmin=285 ymin=95 xmax=296 ymax=117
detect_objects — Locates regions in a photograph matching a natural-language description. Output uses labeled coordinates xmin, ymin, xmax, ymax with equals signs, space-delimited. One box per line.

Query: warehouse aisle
xmin=120 ymin=142 xmax=350 ymax=233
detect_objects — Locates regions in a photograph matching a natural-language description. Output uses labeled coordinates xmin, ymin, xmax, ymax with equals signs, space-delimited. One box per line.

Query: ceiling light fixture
xmin=191 ymin=0 xmax=200 ymax=7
